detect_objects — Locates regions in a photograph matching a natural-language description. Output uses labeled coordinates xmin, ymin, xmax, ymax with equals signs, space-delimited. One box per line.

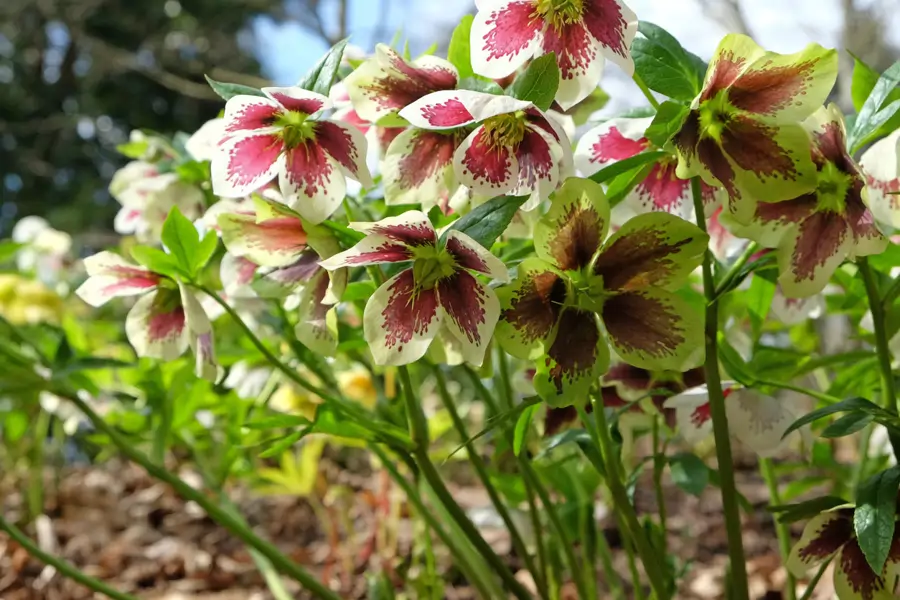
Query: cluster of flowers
xmin=68 ymin=3 xmax=900 ymax=594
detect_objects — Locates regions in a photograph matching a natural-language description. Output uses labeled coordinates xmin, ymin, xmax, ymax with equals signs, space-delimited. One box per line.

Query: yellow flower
xmin=337 ymin=368 xmax=378 ymax=410
xmin=0 ymin=275 xmax=64 ymax=324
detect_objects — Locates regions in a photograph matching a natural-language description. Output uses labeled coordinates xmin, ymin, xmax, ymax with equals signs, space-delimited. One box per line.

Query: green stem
xmin=750 ymin=378 xmax=841 ymax=405
xmin=434 ymin=368 xmax=548 ymax=600
xmin=691 ymin=177 xmax=750 ymax=600
xmin=589 ymin=398 xmax=671 ymax=599
xmin=797 ymin=557 xmax=832 ymax=600
xmin=63 ymin=391 xmax=342 ymax=600
xmin=651 ymin=416 xmax=668 ymax=551
xmin=0 ymin=513 xmax=138 ymax=600
xmin=369 ymin=444 xmax=498 ymax=600
xmin=517 ymin=455 xmax=590 ymax=600
xmin=711 ymin=241 xmax=760 ymax=300
xmin=759 ymin=459 xmax=797 ymax=600
xmin=397 ymin=366 xmax=533 ymax=600
xmin=28 ymin=409 xmax=50 ymax=521
xmin=595 ymin=526 xmax=625 ymax=600
xmin=618 ymin=521 xmax=646 ymax=600
xmin=632 ymin=73 xmax=660 ymax=109
xmin=197 ymin=284 xmax=413 ymax=451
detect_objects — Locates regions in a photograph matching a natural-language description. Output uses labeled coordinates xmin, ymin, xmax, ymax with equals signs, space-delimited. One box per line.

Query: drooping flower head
xmin=788 ymin=507 xmax=900 ymax=600
xmin=471 ymin=0 xmax=638 ymax=110
xmin=400 ymin=90 xmax=573 ymax=209
xmin=218 ymin=197 xmax=347 ymax=356
xmin=211 ymin=86 xmax=373 ymax=224
xmin=319 ymin=211 xmax=509 ymax=366
xmin=725 ymin=105 xmax=887 ymax=297
xmin=663 ymin=383 xmax=808 ymax=457
xmin=75 ymin=252 xmax=216 ymax=380
xmin=673 ymin=34 xmax=839 ymax=222
xmin=495 ymin=177 xmax=707 ymax=405
xmin=575 ymin=116 xmax=722 ymax=222
xmin=860 ymin=127 xmax=900 ymax=233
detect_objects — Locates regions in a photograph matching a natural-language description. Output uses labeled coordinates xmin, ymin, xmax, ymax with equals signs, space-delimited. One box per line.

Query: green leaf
xmin=259 ymin=430 xmax=307 ymax=459
xmin=204 ymin=75 xmax=266 ymax=101
xmin=342 ymin=281 xmax=378 ymax=302
xmin=130 ymin=245 xmax=185 ymax=279
xmin=570 ymin=88 xmax=610 ymax=126
xmin=606 ymin=162 xmax=656 ymax=208
xmin=0 ymin=241 xmax=22 ymax=263
xmin=848 ymin=60 xmax=900 ymax=151
xmin=116 ymin=140 xmax=149 ymax=159
xmin=588 ymin=150 xmax=666 ymax=183
xmin=820 ymin=411 xmax=875 ymax=439
xmin=296 ymin=39 xmax=349 ymax=96
xmin=854 ymin=466 xmax=900 ymax=574
xmin=631 ymin=21 xmax=707 ymax=102
xmin=447 ymin=15 xmax=475 ymax=79
xmin=244 ymin=414 xmax=311 ymax=430
xmin=443 ymin=195 xmax=528 ymax=249
xmin=457 ymin=77 xmax=504 ymax=95
xmin=768 ymin=495 xmax=849 ymax=524
xmin=320 ymin=220 xmax=366 ymax=246
xmin=507 ymin=53 xmax=560 ymax=112
xmin=850 ymin=53 xmax=900 ymax=141
xmin=747 ymin=274 xmax=776 ymax=338
xmin=783 ymin=397 xmax=888 ymax=438
xmin=161 ymin=206 xmax=202 ymax=277
xmin=644 ymin=101 xmax=690 ymax=148
xmin=195 ymin=231 xmax=219 ymax=273
xmin=513 ymin=404 xmax=539 ymax=456
xmin=669 ymin=453 xmax=709 ymax=496
xmin=538 ymin=429 xmax=606 ymax=477
xmin=53 ymin=357 xmax=131 ymax=379
xmin=717 ymin=336 xmax=755 ymax=386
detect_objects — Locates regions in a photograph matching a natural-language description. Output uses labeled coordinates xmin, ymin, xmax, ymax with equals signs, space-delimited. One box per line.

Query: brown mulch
xmin=0 ymin=457 xmax=836 ymax=600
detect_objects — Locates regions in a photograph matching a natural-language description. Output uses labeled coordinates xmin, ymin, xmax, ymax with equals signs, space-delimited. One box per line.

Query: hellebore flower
xmin=218 ymin=198 xmax=347 ymax=356
xmin=186 ymin=118 xmax=226 ymax=162
xmin=75 ymin=252 xmax=216 ymax=380
xmin=725 ymin=105 xmax=887 ymax=297
xmin=575 ymin=116 xmax=722 ymax=221
xmin=110 ymin=161 xmax=205 ymax=243
xmin=663 ymin=383 xmax=808 ymax=457
xmin=211 ymin=86 xmax=373 ymax=224
xmin=673 ymin=34 xmax=839 ymax=222
xmin=788 ymin=508 xmax=900 ymax=600
xmin=471 ymin=0 xmax=638 ymax=110
xmin=860 ymin=127 xmax=900 ymax=232
xmin=495 ymin=177 xmax=707 ymax=405
xmin=344 ymin=43 xmax=459 ymax=124
xmin=319 ymin=211 xmax=509 ymax=367
xmin=400 ymin=89 xmax=573 ymax=209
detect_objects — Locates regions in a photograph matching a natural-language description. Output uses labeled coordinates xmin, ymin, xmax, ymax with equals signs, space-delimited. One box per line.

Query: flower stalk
xmin=691 ymin=177 xmax=750 ymax=600
xmin=759 ymin=458 xmax=797 ymax=600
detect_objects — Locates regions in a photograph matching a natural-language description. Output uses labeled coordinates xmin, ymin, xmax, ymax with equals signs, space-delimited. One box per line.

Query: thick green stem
xmin=859 ymin=259 xmax=900 ymax=459
xmin=632 ymin=73 xmax=660 ymax=109
xmin=397 ymin=366 xmax=533 ymax=600
xmin=711 ymin=241 xmax=759 ymax=300
xmin=62 ymin=392 xmax=341 ymax=600
xmin=589 ymin=398 xmax=671 ymax=599
xmin=759 ymin=459 xmax=797 ymax=600
xmin=434 ymin=368 xmax=548 ymax=600
xmin=691 ymin=177 xmax=750 ymax=600
xmin=0 ymin=514 xmax=138 ymax=600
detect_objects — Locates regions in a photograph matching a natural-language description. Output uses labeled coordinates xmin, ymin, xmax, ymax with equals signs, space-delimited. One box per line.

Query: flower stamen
xmin=533 ymin=0 xmax=584 ymax=30
xmin=482 ymin=112 xmax=527 ymax=149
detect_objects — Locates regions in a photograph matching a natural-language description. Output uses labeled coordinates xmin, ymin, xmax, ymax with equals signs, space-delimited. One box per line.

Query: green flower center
xmin=697 ymin=91 xmax=733 ymax=143
xmin=482 ymin=112 xmax=527 ymax=149
xmin=534 ymin=0 xmax=584 ymax=30
xmin=566 ymin=268 xmax=606 ymax=314
xmin=412 ymin=246 xmax=457 ymax=290
xmin=276 ymin=111 xmax=316 ymax=149
xmin=815 ymin=160 xmax=853 ymax=213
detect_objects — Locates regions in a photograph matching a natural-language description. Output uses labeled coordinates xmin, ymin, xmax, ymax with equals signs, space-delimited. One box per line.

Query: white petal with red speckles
xmin=220 ymin=253 xmax=259 ymax=298
xmin=75 ymin=251 xmax=160 ymax=307
xmin=860 ymin=128 xmax=900 ymax=231
xmin=725 ymin=388 xmax=799 ymax=457
xmin=219 ymin=211 xmax=308 ymax=267
xmin=347 ymin=211 xmax=438 ymax=245
xmin=364 ymin=269 xmax=442 ymax=366
xmin=125 ymin=288 xmax=189 ymax=360
xmin=471 ymin=0 xmax=543 ymax=79
xmin=278 ymin=142 xmax=345 ymax=224
xmin=437 ymin=271 xmax=499 ymax=366
xmin=382 ymin=128 xmax=462 ymax=210
xmin=540 ymin=20 xmax=604 ymax=111
xmin=222 ymin=95 xmax=282 ymax=135
xmin=262 ymin=86 xmax=331 ymax=116
xmin=582 ymin=0 xmax=638 ymax=76
xmin=212 ymin=130 xmax=283 ymax=198
xmin=315 ymin=120 xmax=374 ymax=189
xmin=454 ymin=126 xmax=519 ymax=197
xmin=400 ymin=90 xmax=533 ymax=130
xmin=444 ymin=230 xmax=509 ymax=281
xmin=509 ymin=126 xmax=563 ymax=209
xmin=663 ymin=385 xmax=714 ymax=445
xmin=574 ymin=117 xmax=652 ymax=175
